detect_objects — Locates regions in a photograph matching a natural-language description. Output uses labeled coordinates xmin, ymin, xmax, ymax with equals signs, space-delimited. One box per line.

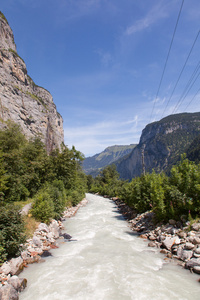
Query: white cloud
xmin=64 ymin=116 xmax=140 ymax=156
xmin=126 ymin=18 xmax=151 ymax=35
xmin=152 ymin=96 xmax=166 ymax=104
xmin=125 ymin=1 xmax=168 ymax=35
xmin=57 ymin=0 xmax=102 ymax=22
xmin=95 ymin=49 xmax=113 ymax=67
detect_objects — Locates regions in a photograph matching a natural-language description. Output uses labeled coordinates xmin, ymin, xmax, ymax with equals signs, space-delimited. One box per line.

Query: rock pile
xmin=0 ymin=198 xmax=88 ymax=300
xmin=113 ymin=198 xmax=200 ymax=280
xmin=62 ymin=198 xmax=88 ymax=219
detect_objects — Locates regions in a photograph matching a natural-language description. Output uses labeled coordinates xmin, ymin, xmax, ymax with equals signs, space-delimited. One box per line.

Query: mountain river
xmin=20 ymin=193 xmax=199 ymax=300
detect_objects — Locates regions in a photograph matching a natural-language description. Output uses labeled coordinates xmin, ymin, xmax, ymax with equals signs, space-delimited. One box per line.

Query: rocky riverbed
xmin=112 ymin=197 xmax=200 ymax=281
xmin=0 ymin=198 xmax=88 ymax=300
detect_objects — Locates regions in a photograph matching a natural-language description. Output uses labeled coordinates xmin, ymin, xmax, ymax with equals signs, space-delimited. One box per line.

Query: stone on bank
xmin=112 ymin=197 xmax=200 ymax=280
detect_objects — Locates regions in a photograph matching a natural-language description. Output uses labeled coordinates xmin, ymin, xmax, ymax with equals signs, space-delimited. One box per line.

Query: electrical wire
xmin=184 ymin=87 xmax=200 ymax=111
xmin=179 ymin=60 xmax=200 ymax=101
xmin=173 ymin=70 xmax=200 ymax=113
xmin=162 ymin=30 xmax=200 ymax=116
xmin=149 ymin=0 xmax=184 ymax=122
xmin=166 ymin=59 xmax=200 ymax=114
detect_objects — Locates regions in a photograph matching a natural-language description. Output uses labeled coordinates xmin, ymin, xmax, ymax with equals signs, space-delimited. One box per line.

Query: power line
xmin=164 ymin=59 xmax=200 ymax=114
xmin=184 ymin=87 xmax=200 ymax=111
xmin=149 ymin=0 xmax=184 ymax=122
xmin=180 ymin=60 xmax=200 ymax=100
xmin=162 ymin=29 xmax=200 ymax=116
xmin=175 ymin=73 xmax=200 ymax=112
xmin=171 ymin=59 xmax=200 ymax=109
xmin=173 ymin=70 xmax=200 ymax=113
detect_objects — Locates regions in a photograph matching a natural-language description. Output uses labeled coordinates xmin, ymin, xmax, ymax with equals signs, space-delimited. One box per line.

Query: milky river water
xmin=20 ymin=193 xmax=199 ymax=300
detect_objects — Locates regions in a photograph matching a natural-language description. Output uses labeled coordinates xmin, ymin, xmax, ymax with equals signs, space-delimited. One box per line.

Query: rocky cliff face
xmin=116 ymin=112 xmax=200 ymax=180
xmin=0 ymin=12 xmax=64 ymax=152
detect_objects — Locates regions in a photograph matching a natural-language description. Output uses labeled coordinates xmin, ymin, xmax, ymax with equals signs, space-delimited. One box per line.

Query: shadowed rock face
xmin=0 ymin=12 xmax=64 ymax=153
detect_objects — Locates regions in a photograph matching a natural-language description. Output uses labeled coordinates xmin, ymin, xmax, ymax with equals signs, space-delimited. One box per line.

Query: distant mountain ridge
xmin=83 ymin=144 xmax=137 ymax=176
xmin=116 ymin=112 xmax=200 ymax=180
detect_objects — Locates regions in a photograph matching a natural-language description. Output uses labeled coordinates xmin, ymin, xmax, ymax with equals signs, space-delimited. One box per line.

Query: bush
xmin=47 ymin=180 xmax=66 ymax=219
xmin=31 ymin=189 xmax=55 ymax=224
xmin=0 ymin=233 xmax=7 ymax=265
xmin=66 ymin=189 xmax=83 ymax=206
xmin=168 ymin=156 xmax=200 ymax=216
xmin=121 ymin=174 xmax=152 ymax=213
xmin=0 ymin=205 xmax=26 ymax=264
xmin=31 ymin=180 xmax=69 ymax=223
xmin=149 ymin=172 xmax=166 ymax=221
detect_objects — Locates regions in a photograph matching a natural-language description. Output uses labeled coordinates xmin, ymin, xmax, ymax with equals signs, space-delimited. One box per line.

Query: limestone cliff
xmin=116 ymin=112 xmax=200 ymax=180
xmin=0 ymin=12 xmax=64 ymax=152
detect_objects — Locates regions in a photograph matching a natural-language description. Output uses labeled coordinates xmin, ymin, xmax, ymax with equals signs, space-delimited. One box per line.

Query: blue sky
xmin=1 ymin=0 xmax=200 ymax=156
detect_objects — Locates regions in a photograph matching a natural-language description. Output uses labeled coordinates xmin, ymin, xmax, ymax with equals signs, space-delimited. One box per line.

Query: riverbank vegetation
xmin=0 ymin=122 xmax=87 ymax=264
xmin=88 ymin=157 xmax=200 ymax=223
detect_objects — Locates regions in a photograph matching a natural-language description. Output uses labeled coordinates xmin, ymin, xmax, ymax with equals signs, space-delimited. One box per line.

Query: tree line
xmin=0 ymin=122 xmax=87 ymax=264
xmin=88 ymin=157 xmax=200 ymax=223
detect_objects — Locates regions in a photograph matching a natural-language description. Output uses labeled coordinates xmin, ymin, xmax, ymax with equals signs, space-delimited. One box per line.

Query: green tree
xmin=0 ymin=123 xmax=29 ymax=201
xmin=87 ymin=175 xmax=94 ymax=191
xmin=0 ymin=122 xmax=26 ymax=152
xmin=94 ymin=164 xmax=120 ymax=197
xmin=0 ymin=150 xmax=8 ymax=202
xmin=100 ymin=164 xmax=119 ymax=183
xmin=149 ymin=171 xmax=166 ymax=221
xmin=47 ymin=180 xmax=66 ymax=219
xmin=168 ymin=155 xmax=200 ymax=216
xmin=49 ymin=145 xmax=84 ymax=190
xmin=0 ymin=205 xmax=26 ymax=263
xmin=21 ymin=137 xmax=50 ymax=196
xmin=31 ymin=189 xmax=55 ymax=224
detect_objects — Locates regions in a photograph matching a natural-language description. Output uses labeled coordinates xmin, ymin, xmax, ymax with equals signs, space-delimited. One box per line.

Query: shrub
xmin=31 ymin=190 xmax=55 ymax=224
xmin=66 ymin=190 xmax=83 ymax=206
xmin=31 ymin=180 xmax=68 ymax=223
xmin=47 ymin=180 xmax=66 ymax=219
xmin=149 ymin=172 xmax=166 ymax=221
xmin=0 ymin=233 xmax=7 ymax=265
xmin=0 ymin=205 xmax=26 ymax=263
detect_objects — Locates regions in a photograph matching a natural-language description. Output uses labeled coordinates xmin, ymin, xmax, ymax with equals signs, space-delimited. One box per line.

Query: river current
xmin=20 ymin=193 xmax=199 ymax=300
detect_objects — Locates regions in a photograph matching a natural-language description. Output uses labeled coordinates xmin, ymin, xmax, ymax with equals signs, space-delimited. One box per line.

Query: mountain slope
xmin=83 ymin=144 xmax=137 ymax=175
xmin=116 ymin=112 xmax=200 ymax=180
xmin=0 ymin=11 xmax=64 ymax=152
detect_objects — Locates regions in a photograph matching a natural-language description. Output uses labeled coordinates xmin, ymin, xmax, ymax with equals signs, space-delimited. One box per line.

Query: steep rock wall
xmin=0 ymin=12 xmax=64 ymax=152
